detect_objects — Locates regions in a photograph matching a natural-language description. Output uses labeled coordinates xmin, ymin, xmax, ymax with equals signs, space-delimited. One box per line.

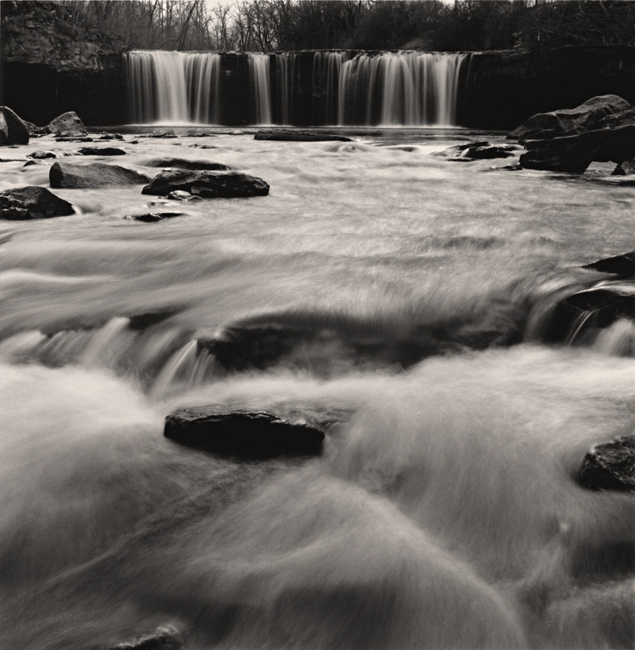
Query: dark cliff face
xmin=464 ymin=46 xmax=635 ymax=130
xmin=0 ymin=0 xmax=127 ymax=126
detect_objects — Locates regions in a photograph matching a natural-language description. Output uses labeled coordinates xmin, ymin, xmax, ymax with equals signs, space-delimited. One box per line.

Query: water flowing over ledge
xmin=125 ymin=50 xmax=470 ymax=126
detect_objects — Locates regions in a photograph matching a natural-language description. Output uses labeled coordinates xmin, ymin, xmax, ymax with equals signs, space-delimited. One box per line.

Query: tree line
xmin=44 ymin=1 xmax=635 ymax=53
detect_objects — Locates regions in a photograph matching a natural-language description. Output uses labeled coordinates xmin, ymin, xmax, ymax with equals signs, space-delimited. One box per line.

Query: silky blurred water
xmin=0 ymin=129 xmax=634 ymax=650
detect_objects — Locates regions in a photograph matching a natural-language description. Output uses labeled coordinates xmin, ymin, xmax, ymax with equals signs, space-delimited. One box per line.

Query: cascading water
xmin=127 ymin=50 xmax=221 ymax=124
xmin=339 ymin=51 xmax=468 ymax=126
xmin=127 ymin=50 xmax=468 ymax=126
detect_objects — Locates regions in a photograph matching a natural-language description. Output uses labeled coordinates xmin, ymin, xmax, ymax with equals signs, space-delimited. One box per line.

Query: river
xmin=0 ymin=127 xmax=633 ymax=650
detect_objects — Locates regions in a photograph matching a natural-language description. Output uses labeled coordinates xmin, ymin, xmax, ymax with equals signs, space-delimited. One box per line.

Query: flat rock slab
xmin=125 ymin=212 xmax=182 ymax=223
xmin=143 ymin=157 xmax=231 ymax=171
xmin=0 ymin=185 xmax=74 ymax=220
xmin=78 ymin=147 xmax=126 ymax=156
xmin=0 ymin=106 xmax=30 ymax=145
xmin=164 ymin=408 xmax=327 ymax=460
xmin=50 ymin=161 xmax=150 ymax=188
xmin=255 ymin=130 xmax=352 ymax=142
xmin=142 ymin=170 xmax=269 ymax=197
xmin=579 ymin=436 xmax=635 ymax=492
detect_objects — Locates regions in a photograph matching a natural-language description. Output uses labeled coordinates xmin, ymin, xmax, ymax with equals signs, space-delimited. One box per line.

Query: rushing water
xmin=0 ymin=128 xmax=634 ymax=650
xmin=126 ymin=51 xmax=469 ymax=126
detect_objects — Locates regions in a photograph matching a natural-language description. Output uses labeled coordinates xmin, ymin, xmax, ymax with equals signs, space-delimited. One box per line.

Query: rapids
xmin=0 ymin=128 xmax=634 ymax=650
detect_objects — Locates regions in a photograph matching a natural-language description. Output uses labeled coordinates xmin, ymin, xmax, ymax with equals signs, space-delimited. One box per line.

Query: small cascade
xmin=248 ymin=53 xmax=272 ymax=125
xmin=339 ymin=51 xmax=468 ymax=126
xmin=151 ymin=340 xmax=217 ymax=398
xmin=127 ymin=50 xmax=221 ymax=124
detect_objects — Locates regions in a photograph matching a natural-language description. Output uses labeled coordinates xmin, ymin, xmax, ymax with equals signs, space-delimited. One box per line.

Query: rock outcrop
xmin=0 ymin=106 xmax=30 ymax=145
xmin=579 ymin=436 xmax=635 ymax=492
xmin=519 ymin=124 xmax=635 ymax=173
xmin=50 ymin=161 xmax=150 ymax=188
xmin=141 ymin=170 xmax=269 ymax=198
xmin=511 ymin=94 xmax=635 ymax=141
xmin=0 ymin=185 xmax=74 ymax=220
xmin=164 ymin=407 xmax=327 ymax=460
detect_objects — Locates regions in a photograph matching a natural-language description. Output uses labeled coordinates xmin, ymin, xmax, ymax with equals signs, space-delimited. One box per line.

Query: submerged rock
xmin=29 ymin=150 xmax=56 ymax=159
xmin=48 ymin=111 xmax=88 ymax=138
xmin=511 ymin=95 xmax=635 ymax=141
xmin=142 ymin=170 xmax=269 ymax=198
xmin=106 ymin=625 xmax=184 ymax=650
xmin=125 ymin=212 xmax=183 ymax=223
xmin=143 ymin=158 xmax=230 ymax=171
xmin=149 ymin=129 xmax=177 ymax=138
xmin=255 ymin=129 xmax=352 ymax=142
xmin=78 ymin=147 xmax=126 ymax=156
xmin=579 ymin=436 xmax=635 ymax=492
xmin=0 ymin=106 xmax=30 ymax=145
xmin=50 ymin=161 xmax=150 ymax=188
xmin=520 ymin=124 xmax=635 ymax=173
xmin=583 ymin=252 xmax=635 ymax=278
xmin=0 ymin=185 xmax=74 ymax=220
xmin=167 ymin=190 xmax=202 ymax=201
xmin=435 ymin=141 xmax=516 ymax=161
xmin=164 ymin=407 xmax=327 ymax=460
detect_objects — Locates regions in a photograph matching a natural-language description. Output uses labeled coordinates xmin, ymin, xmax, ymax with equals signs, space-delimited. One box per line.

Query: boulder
xmin=164 ymin=407 xmax=327 ymax=460
xmin=142 ymin=170 xmax=269 ymax=198
xmin=255 ymin=129 xmax=352 ymax=142
xmin=143 ymin=158 xmax=230 ymax=171
xmin=50 ymin=162 xmax=150 ymax=188
xmin=48 ymin=111 xmax=88 ymax=138
xmin=0 ymin=106 xmax=30 ymax=145
xmin=579 ymin=436 xmax=635 ymax=492
xmin=612 ymin=159 xmax=635 ymax=176
xmin=78 ymin=147 xmax=126 ymax=156
xmin=511 ymin=95 xmax=635 ymax=141
xmin=583 ymin=252 xmax=635 ymax=278
xmin=0 ymin=185 xmax=74 ymax=220
xmin=125 ymin=212 xmax=182 ymax=223
xmin=24 ymin=120 xmax=47 ymax=136
xmin=435 ymin=141 xmax=516 ymax=161
xmin=29 ymin=150 xmax=56 ymax=159
xmin=519 ymin=124 xmax=635 ymax=173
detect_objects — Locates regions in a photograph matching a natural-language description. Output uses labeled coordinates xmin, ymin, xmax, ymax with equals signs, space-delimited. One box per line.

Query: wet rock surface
xmin=125 ymin=212 xmax=183 ymax=223
xmin=164 ymin=407 xmax=328 ymax=460
xmin=0 ymin=185 xmax=74 ymax=220
xmin=29 ymin=150 xmax=56 ymax=159
xmin=143 ymin=158 xmax=230 ymax=171
xmin=78 ymin=147 xmax=126 ymax=156
xmin=0 ymin=106 xmax=30 ymax=145
xmin=50 ymin=161 xmax=150 ymax=188
xmin=583 ymin=252 xmax=635 ymax=278
xmin=255 ymin=130 xmax=352 ymax=142
xmin=435 ymin=141 xmax=516 ymax=161
xmin=142 ymin=170 xmax=269 ymax=198
xmin=579 ymin=436 xmax=635 ymax=492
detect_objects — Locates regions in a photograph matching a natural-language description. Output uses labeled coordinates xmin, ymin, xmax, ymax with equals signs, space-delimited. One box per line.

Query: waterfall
xmin=126 ymin=50 xmax=221 ymax=124
xmin=127 ymin=50 xmax=468 ymax=127
xmin=339 ymin=52 xmax=468 ymax=126
xmin=248 ymin=53 xmax=272 ymax=125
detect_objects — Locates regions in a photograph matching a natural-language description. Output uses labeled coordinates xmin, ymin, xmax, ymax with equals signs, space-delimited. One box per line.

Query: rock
xmin=78 ymin=147 xmax=126 ymax=156
xmin=0 ymin=106 xmax=30 ymax=145
xmin=29 ymin=150 xmax=56 ymax=159
xmin=612 ymin=159 xmax=635 ymax=176
xmin=519 ymin=124 xmax=635 ymax=173
xmin=24 ymin=120 xmax=47 ymax=136
xmin=142 ymin=170 xmax=269 ymax=198
xmin=127 ymin=310 xmax=179 ymax=330
xmin=143 ymin=158 xmax=230 ymax=171
xmin=255 ymin=129 xmax=352 ymax=142
xmin=164 ymin=407 xmax=328 ymax=460
xmin=107 ymin=625 xmax=184 ymax=650
xmin=583 ymin=252 xmax=635 ymax=278
xmin=125 ymin=212 xmax=183 ymax=223
xmin=511 ymin=95 xmax=635 ymax=141
xmin=48 ymin=111 xmax=88 ymax=138
xmin=50 ymin=162 xmax=150 ymax=188
xmin=0 ymin=185 xmax=74 ymax=220
xmin=98 ymin=133 xmax=124 ymax=140
xmin=435 ymin=141 xmax=516 ymax=161
xmin=55 ymin=136 xmax=93 ymax=143
xmin=167 ymin=190 xmax=202 ymax=201
xmin=579 ymin=436 xmax=635 ymax=492
xmin=149 ymin=129 xmax=177 ymax=138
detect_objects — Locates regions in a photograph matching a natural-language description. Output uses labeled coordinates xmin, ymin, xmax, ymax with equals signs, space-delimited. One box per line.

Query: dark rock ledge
xmin=255 ymin=129 xmax=352 ymax=142
xmin=579 ymin=436 xmax=635 ymax=492
xmin=164 ymin=406 xmax=342 ymax=460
